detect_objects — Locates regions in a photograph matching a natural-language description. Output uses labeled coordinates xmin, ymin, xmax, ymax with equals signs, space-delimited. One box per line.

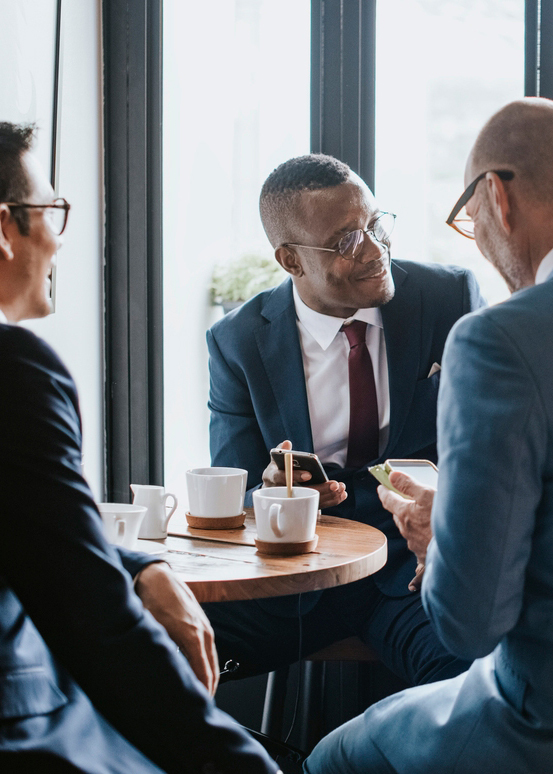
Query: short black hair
xmin=260 ymin=154 xmax=351 ymax=247
xmin=0 ymin=122 xmax=36 ymax=234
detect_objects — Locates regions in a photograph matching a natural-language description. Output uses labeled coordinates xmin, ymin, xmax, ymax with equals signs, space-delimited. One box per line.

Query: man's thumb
xmin=388 ymin=470 xmax=426 ymax=499
xmin=277 ymin=439 xmax=292 ymax=450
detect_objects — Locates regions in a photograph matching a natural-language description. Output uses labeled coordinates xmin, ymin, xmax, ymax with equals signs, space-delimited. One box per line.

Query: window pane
xmin=375 ymin=0 xmax=525 ymax=304
xmin=163 ymin=0 xmax=311 ymax=499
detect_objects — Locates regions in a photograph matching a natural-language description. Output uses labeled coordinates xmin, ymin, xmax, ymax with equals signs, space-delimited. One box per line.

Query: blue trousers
xmin=204 ymin=574 xmax=470 ymax=687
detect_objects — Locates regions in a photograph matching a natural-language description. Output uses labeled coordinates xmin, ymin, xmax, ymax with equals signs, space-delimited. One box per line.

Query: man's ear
xmin=486 ymin=172 xmax=511 ymax=235
xmin=275 ymin=246 xmax=304 ymax=277
xmin=0 ymin=205 xmax=15 ymax=261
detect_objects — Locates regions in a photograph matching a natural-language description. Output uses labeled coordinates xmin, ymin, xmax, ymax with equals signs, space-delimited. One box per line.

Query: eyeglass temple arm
xmin=282 ymin=243 xmax=336 ymax=253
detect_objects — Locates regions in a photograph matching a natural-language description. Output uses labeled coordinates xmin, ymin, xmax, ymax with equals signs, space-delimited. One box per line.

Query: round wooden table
xmin=141 ymin=509 xmax=387 ymax=603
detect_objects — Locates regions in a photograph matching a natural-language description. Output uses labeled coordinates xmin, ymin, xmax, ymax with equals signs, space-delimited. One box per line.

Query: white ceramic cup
xmin=97 ymin=503 xmax=147 ymax=549
xmin=131 ymin=484 xmax=178 ymax=539
xmin=186 ymin=467 xmax=247 ymax=518
xmin=253 ymin=487 xmax=320 ymax=544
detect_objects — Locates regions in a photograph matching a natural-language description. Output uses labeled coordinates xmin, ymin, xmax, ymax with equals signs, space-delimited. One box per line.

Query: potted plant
xmin=210 ymin=254 xmax=287 ymax=314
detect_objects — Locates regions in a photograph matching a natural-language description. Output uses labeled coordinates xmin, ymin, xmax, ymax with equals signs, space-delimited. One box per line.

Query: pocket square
xmin=428 ymin=362 xmax=441 ymax=378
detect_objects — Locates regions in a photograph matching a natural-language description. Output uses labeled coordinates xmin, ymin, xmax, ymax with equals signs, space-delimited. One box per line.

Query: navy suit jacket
xmin=208 ymin=260 xmax=485 ymax=597
xmin=372 ymin=274 xmax=553 ymax=773
xmin=0 ymin=325 xmax=276 ymax=773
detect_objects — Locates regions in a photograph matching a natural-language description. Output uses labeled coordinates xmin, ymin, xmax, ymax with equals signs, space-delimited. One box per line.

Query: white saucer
xmin=136 ymin=539 xmax=168 ymax=554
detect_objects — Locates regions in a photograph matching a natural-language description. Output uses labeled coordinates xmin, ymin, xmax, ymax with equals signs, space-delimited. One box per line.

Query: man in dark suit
xmin=204 ymin=154 xmax=484 ymax=686
xmin=305 ymin=97 xmax=553 ymax=774
xmin=0 ymin=122 xmax=277 ymax=773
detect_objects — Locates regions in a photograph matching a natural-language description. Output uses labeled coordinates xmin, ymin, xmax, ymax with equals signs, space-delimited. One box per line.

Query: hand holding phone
xmin=369 ymin=459 xmax=438 ymax=499
xmin=265 ymin=443 xmax=346 ymax=508
xmin=270 ymin=448 xmax=329 ymax=485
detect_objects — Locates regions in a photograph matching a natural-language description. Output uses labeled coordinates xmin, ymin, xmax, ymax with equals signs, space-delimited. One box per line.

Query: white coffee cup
xmin=186 ymin=467 xmax=247 ymax=518
xmin=253 ymin=487 xmax=320 ymax=544
xmin=131 ymin=484 xmax=178 ymax=539
xmin=97 ymin=503 xmax=147 ymax=550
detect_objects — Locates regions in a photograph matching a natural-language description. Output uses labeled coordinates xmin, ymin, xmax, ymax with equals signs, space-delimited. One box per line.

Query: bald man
xmin=305 ymin=98 xmax=553 ymax=774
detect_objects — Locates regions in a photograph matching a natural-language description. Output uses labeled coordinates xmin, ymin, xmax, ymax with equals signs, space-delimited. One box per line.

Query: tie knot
xmin=342 ymin=319 xmax=367 ymax=348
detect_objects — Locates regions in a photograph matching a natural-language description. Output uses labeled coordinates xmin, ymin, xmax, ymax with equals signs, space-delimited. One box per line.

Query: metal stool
xmin=261 ymin=636 xmax=380 ymax=752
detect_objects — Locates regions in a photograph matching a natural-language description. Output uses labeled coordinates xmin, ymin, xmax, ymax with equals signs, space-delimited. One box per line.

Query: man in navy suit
xmin=305 ymin=98 xmax=553 ymax=773
xmin=0 ymin=122 xmax=277 ymax=773
xmin=204 ymin=154 xmax=484 ymax=687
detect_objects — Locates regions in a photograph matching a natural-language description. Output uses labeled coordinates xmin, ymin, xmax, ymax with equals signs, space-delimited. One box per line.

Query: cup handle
xmin=162 ymin=492 xmax=178 ymax=529
xmin=269 ymin=503 xmax=284 ymax=538
xmin=116 ymin=517 xmax=126 ymax=544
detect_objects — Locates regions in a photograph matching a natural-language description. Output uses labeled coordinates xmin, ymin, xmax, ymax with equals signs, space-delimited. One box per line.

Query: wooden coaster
xmin=185 ymin=512 xmax=246 ymax=530
xmin=254 ymin=535 xmax=319 ymax=556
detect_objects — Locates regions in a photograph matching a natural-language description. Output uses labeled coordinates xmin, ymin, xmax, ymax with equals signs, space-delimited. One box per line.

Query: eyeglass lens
xmin=44 ymin=202 xmax=67 ymax=235
xmin=452 ymin=206 xmax=475 ymax=238
xmin=338 ymin=212 xmax=395 ymax=258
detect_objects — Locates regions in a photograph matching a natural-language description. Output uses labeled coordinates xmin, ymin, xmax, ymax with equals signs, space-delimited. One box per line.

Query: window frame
xmin=102 ymin=0 xmax=548 ymax=499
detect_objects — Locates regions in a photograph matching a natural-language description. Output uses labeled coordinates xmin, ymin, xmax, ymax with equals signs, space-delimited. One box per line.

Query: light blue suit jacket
xmin=372 ymin=274 xmax=553 ymax=772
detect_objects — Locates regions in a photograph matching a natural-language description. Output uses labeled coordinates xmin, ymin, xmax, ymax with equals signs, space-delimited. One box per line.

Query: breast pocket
xmin=0 ymin=667 xmax=68 ymax=720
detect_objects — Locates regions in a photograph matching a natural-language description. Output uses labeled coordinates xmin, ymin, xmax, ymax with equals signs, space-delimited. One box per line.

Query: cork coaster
xmin=254 ymin=535 xmax=319 ymax=556
xmin=185 ymin=512 xmax=246 ymax=530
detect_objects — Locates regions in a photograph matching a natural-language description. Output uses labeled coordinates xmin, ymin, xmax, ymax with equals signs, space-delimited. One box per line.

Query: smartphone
xmin=270 ymin=448 xmax=329 ymax=485
xmin=368 ymin=459 xmax=438 ymax=499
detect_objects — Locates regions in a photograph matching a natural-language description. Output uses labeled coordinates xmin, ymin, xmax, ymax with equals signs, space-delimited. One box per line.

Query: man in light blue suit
xmin=205 ymin=155 xmax=484 ymax=687
xmin=305 ymin=98 xmax=553 ymax=774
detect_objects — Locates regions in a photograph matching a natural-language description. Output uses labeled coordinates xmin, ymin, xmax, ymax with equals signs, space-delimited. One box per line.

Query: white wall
xmin=24 ymin=0 xmax=105 ymax=499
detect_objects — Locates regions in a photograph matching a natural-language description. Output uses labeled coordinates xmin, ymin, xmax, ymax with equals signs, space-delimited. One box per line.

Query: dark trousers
xmin=204 ymin=575 xmax=470 ymax=687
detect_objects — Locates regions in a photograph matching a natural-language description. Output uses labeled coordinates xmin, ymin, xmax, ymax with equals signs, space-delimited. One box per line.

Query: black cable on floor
xmin=284 ymin=593 xmax=303 ymax=744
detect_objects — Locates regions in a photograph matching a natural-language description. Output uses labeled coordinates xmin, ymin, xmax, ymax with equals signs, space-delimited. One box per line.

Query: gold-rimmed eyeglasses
xmin=3 ymin=197 xmax=71 ymax=236
xmin=282 ymin=211 xmax=396 ymax=260
xmin=446 ymin=170 xmax=514 ymax=238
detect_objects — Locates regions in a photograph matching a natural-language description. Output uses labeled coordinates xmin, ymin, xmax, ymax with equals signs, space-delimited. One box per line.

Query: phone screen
xmin=386 ymin=460 xmax=438 ymax=490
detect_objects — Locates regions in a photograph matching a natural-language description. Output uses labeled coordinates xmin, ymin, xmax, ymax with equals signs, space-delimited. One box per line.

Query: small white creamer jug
xmin=131 ymin=484 xmax=178 ymax=539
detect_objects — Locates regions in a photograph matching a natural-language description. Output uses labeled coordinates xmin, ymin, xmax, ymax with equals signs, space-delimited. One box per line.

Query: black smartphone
xmin=270 ymin=448 xmax=329 ymax=485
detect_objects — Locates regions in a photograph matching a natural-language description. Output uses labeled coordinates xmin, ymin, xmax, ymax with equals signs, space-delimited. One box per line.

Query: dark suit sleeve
xmin=0 ymin=328 xmax=276 ymax=774
xmin=207 ymin=327 xmax=268 ymax=500
xmin=422 ymin=311 xmax=544 ymax=660
xmin=116 ymin=546 xmax=164 ymax=577
xmin=462 ymin=267 xmax=487 ymax=314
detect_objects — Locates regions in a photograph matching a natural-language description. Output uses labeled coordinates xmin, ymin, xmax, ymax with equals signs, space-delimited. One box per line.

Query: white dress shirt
xmin=293 ymin=284 xmax=390 ymax=467
xmin=535 ymin=248 xmax=553 ymax=285
xmin=0 ymin=309 xmax=7 ymax=324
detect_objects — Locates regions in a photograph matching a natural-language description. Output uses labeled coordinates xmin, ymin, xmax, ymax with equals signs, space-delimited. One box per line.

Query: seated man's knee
xmin=303 ymin=713 xmax=396 ymax=774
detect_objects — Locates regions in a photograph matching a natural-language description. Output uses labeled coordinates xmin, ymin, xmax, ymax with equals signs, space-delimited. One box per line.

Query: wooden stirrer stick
xmin=285 ymin=452 xmax=293 ymax=498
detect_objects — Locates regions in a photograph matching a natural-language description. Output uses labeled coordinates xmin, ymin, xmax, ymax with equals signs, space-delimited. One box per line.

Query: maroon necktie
xmin=342 ymin=320 xmax=379 ymax=468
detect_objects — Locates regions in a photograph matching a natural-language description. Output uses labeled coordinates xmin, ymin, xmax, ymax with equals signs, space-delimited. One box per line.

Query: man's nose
xmin=355 ymin=232 xmax=386 ymax=263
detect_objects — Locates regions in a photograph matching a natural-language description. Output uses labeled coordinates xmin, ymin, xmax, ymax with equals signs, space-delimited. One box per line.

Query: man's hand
xmin=261 ymin=440 xmax=347 ymax=509
xmin=377 ymin=471 xmax=435 ymax=589
xmin=134 ymin=562 xmax=219 ymax=696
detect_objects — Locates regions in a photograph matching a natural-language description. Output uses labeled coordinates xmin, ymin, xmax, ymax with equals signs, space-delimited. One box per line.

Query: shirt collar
xmin=535 ymin=248 xmax=553 ymax=285
xmin=0 ymin=309 xmax=8 ymax=324
xmin=292 ymin=282 xmax=383 ymax=351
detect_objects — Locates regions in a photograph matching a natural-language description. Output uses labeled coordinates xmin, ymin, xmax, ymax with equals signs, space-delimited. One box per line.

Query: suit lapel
xmin=254 ymin=280 xmax=314 ymax=451
xmin=381 ymin=261 xmax=422 ymax=458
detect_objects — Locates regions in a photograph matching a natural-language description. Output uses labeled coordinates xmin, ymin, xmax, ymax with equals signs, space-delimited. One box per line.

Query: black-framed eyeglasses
xmin=282 ymin=211 xmax=396 ymax=260
xmin=446 ymin=170 xmax=514 ymax=239
xmin=2 ymin=197 xmax=71 ymax=235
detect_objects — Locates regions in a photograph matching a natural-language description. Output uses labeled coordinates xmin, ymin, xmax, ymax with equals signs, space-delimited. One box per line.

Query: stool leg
xmin=299 ymin=661 xmax=325 ymax=752
xmin=261 ymin=667 xmax=289 ymax=739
